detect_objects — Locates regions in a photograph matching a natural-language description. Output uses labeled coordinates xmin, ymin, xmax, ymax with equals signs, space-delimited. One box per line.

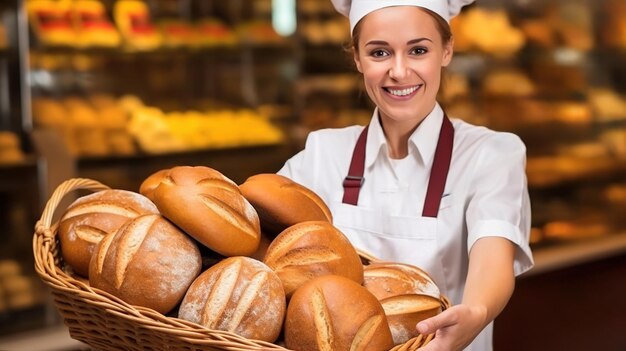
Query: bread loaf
xmin=363 ymin=262 xmax=440 ymax=300
xmin=239 ymin=173 xmax=332 ymax=235
xmin=363 ymin=262 xmax=442 ymax=344
xmin=139 ymin=168 xmax=170 ymax=201
xmin=89 ymin=214 xmax=201 ymax=315
xmin=178 ymin=256 xmax=285 ymax=343
xmin=59 ymin=189 xmax=159 ymax=277
xmin=284 ymin=275 xmax=394 ymax=351
xmin=151 ymin=166 xmax=261 ymax=256
xmin=263 ymin=221 xmax=363 ymax=298
xmin=380 ymin=294 xmax=442 ymax=344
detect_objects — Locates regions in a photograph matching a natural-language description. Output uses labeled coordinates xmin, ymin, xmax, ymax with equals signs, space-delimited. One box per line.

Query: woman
xmin=278 ymin=1 xmax=534 ymax=350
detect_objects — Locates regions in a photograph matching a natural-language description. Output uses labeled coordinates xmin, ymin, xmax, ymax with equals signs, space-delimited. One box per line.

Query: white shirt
xmin=278 ymin=103 xmax=534 ymax=351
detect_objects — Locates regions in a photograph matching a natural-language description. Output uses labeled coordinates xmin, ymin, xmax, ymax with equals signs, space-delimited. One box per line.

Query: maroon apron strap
xmin=422 ymin=115 xmax=454 ymax=217
xmin=342 ymin=125 xmax=369 ymax=205
xmin=342 ymin=115 xmax=454 ymax=218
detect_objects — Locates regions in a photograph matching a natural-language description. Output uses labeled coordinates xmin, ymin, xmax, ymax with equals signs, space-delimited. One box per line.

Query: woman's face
xmin=353 ymin=6 xmax=453 ymax=125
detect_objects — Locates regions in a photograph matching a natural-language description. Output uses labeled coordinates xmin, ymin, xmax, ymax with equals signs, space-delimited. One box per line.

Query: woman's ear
xmin=353 ymin=49 xmax=363 ymax=73
xmin=442 ymin=36 xmax=454 ymax=67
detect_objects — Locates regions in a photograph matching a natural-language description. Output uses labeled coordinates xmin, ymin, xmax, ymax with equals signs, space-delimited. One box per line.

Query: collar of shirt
xmin=365 ymin=104 xmax=445 ymax=170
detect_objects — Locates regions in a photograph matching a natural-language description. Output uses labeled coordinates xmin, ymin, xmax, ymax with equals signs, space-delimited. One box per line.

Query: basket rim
xmin=33 ymin=177 xmax=449 ymax=351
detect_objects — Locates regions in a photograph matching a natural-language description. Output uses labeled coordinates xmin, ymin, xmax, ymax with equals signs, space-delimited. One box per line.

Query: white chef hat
xmin=331 ymin=0 xmax=475 ymax=33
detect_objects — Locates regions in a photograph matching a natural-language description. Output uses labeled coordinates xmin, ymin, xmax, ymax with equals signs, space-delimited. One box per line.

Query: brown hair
xmin=350 ymin=7 xmax=452 ymax=53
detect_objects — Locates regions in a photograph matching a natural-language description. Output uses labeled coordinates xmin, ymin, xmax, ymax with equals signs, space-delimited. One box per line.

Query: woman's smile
xmin=384 ymin=84 xmax=423 ymax=99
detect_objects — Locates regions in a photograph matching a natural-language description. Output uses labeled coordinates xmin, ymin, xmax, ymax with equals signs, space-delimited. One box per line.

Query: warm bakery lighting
xmin=272 ymin=0 xmax=296 ymax=36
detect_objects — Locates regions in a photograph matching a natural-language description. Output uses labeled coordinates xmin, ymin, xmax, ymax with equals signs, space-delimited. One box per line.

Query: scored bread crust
xmin=139 ymin=168 xmax=171 ymax=201
xmin=263 ymin=221 xmax=364 ymax=298
xmin=284 ymin=275 xmax=394 ymax=351
xmin=178 ymin=256 xmax=286 ymax=343
xmin=240 ymin=173 xmax=332 ymax=235
xmin=151 ymin=166 xmax=261 ymax=256
xmin=89 ymin=214 xmax=202 ymax=315
xmin=363 ymin=262 xmax=440 ymax=300
xmin=58 ymin=189 xmax=159 ymax=277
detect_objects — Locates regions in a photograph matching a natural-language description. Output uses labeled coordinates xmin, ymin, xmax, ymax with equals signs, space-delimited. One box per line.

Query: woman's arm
xmin=416 ymin=236 xmax=516 ymax=351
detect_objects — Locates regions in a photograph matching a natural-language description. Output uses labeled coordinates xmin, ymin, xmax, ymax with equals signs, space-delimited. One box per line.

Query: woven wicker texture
xmin=34 ymin=178 xmax=450 ymax=351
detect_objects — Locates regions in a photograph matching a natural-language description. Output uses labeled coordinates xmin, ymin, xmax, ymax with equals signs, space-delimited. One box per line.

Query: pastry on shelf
xmin=159 ymin=19 xmax=196 ymax=48
xmin=195 ymin=18 xmax=238 ymax=48
xmin=236 ymin=20 xmax=284 ymax=45
xmin=455 ymin=7 xmax=525 ymax=57
xmin=518 ymin=19 xmax=556 ymax=49
xmin=0 ymin=131 xmax=25 ymax=164
xmin=600 ymin=129 xmax=626 ymax=160
xmin=481 ymin=69 xmax=536 ymax=97
xmin=26 ymin=0 xmax=75 ymax=47
xmin=549 ymin=3 xmax=594 ymax=51
xmin=543 ymin=220 xmax=608 ymax=241
xmin=113 ymin=0 xmax=162 ymax=51
xmin=587 ymin=88 xmax=626 ymax=122
xmin=0 ymin=22 xmax=7 ymax=49
xmin=71 ymin=0 xmax=121 ymax=48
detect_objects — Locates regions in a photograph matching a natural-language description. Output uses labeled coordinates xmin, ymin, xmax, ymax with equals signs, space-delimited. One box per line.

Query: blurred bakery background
xmin=0 ymin=0 xmax=624 ymax=350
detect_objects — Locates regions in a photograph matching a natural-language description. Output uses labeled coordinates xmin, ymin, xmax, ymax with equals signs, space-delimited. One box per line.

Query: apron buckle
xmin=343 ymin=176 xmax=365 ymax=188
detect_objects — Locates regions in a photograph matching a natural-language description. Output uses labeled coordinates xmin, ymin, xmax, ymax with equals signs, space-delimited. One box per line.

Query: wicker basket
xmin=34 ymin=178 xmax=450 ymax=351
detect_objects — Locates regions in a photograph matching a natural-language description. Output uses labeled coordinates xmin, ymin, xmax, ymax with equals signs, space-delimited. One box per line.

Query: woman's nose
xmin=389 ymin=57 xmax=409 ymax=80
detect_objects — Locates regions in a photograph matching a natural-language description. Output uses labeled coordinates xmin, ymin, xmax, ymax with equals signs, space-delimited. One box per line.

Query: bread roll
xmin=381 ymin=294 xmax=442 ymax=344
xmin=363 ymin=262 xmax=440 ymax=300
xmin=151 ymin=166 xmax=261 ymax=256
xmin=139 ymin=168 xmax=170 ymax=201
xmin=178 ymin=256 xmax=285 ymax=343
xmin=363 ymin=262 xmax=442 ymax=344
xmin=89 ymin=214 xmax=201 ymax=315
xmin=239 ymin=173 xmax=332 ymax=235
xmin=59 ymin=189 xmax=159 ymax=277
xmin=285 ymin=275 xmax=394 ymax=351
xmin=263 ymin=221 xmax=363 ymax=298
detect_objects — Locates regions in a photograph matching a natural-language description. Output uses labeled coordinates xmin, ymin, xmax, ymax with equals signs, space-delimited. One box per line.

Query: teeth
xmin=388 ymin=86 xmax=419 ymax=96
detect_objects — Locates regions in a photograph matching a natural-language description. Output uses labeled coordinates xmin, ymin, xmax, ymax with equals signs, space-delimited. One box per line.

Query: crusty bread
xmin=151 ymin=166 xmax=261 ymax=256
xmin=381 ymin=294 xmax=442 ymax=344
xmin=363 ymin=262 xmax=442 ymax=344
xmin=89 ymin=214 xmax=202 ymax=315
xmin=263 ymin=221 xmax=363 ymax=298
xmin=58 ymin=189 xmax=159 ymax=277
xmin=139 ymin=168 xmax=170 ymax=201
xmin=284 ymin=275 xmax=394 ymax=351
xmin=363 ymin=262 xmax=440 ymax=300
xmin=239 ymin=174 xmax=332 ymax=235
xmin=178 ymin=256 xmax=286 ymax=343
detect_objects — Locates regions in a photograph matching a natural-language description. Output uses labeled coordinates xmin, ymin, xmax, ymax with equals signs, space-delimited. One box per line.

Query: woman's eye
xmin=370 ymin=49 xmax=389 ymax=57
xmin=410 ymin=47 xmax=428 ymax=55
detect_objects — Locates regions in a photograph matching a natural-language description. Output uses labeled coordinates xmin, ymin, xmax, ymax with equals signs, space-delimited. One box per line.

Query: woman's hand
xmin=415 ymin=303 xmax=488 ymax=351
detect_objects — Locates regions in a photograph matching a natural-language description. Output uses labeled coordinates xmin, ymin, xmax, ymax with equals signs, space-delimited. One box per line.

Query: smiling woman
xmin=277 ymin=1 xmax=533 ymax=351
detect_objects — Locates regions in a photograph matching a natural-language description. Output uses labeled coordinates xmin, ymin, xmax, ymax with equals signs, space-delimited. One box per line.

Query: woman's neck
xmin=378 ymin=112 xmax=428 ymax=159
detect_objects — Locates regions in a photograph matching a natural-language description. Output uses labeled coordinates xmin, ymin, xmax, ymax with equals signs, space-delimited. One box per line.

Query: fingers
xmin=416 ymin=306 xmax=459 ymax=335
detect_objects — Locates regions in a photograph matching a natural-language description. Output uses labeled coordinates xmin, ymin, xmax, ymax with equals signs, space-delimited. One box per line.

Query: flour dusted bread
xmin=58 ymin=189 xmax=159 ymax=277
xmin=380 ymin=294 xmax=442 ymax=344
xmin=178 ymin=256 xmax=285 ymax=343
xmin=263 ymin=221 xmax=363 ymax=298
xmin=151 ymin=166 xmax=261 ymax=256
xmin=284 ymin=275 xmax=394 ymax=351
xmin=89 ymin=214 xmax=201 ymax=315
xmin=239 ymin=173 xmax=332 ymax=235
xmin=363 ymin=262 xmax=440 ymax=300
xmin=363 ymin=262 xmax=442 ymax=344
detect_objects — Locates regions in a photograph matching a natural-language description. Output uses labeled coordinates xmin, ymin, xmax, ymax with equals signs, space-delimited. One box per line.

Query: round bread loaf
xmin=151 ymin=166 xmax=261 ymax=256
xmin=380 ymin=294 xmax=442 ymax=344
xmin=139 ymin=168 xmax=170 ymax=201
xmin=363 ymin=262 xmax=442 ymax=344
xmin=284 ymin=275 xmax=394 ymax=351
xmin=239 ymin=173 xmax=332 ymax=235
xmin=263 ymin=221 xmax=363 ymax=298
xmin=58 ymin=189 xmax=159 ymax=277
xmin=178 ymin=256 xmax=285 ymax=343
xmin=363 ymin=262 xmax=440 ymax=300
xmin=89 ymin=214 xmax=202 ymax=315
